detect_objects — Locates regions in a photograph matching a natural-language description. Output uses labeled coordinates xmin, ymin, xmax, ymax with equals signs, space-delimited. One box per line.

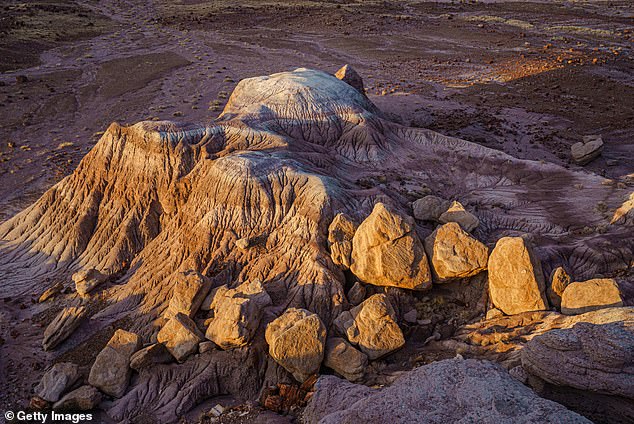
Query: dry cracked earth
xmin=0 ymin=1 xmax=633 ymax=424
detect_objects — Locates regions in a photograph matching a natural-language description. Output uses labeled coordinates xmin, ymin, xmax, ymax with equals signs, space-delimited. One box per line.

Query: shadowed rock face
xmin=1 ymin=68 xmax=633 ymax=421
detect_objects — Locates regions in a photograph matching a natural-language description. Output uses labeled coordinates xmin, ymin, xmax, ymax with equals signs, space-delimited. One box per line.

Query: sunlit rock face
xmin=1 ymin=68 xmax=632 ymax=422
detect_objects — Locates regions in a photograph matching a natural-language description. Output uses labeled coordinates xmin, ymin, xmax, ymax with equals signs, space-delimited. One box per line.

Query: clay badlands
xmin=0 ymin=1 xmax=633 ymax=424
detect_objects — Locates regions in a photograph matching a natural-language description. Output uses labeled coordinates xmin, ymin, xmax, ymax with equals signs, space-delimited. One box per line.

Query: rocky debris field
xmin=0 ymin=1 xmax=633 ymax=423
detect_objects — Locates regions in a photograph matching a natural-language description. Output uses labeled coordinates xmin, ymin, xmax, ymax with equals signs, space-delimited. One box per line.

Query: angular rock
xmin=35 ymin=362 xmax=80 ymax=402
xmin=347 ymin=281 xmax=366 ymax=306
xmin=265 ymin=308 xmax=326 ymax=382
xmin=611 ymin=192 xmax=634 ymax=226
xmin=412 ymin=195 xmax=450 ymax=222
xmin=53 ymin=385 xmax=102 ymax=411
xmin=547 ymin=266 xmax=571 ymax=309
xmin=571 ymin=135 xmax=603 ymax=165
xmin=403 ymin=309 xmax=418 ymax=324
xmin=42 ymin=306 xmax=87 ymax=351
xmin=88 ymin=329 xmax=142 ymax=398
xmin=235 ymin=238 xmax=250 ymax=250
xmin=303 ymin=359 xmax=590 ymax=424
xmin=334 ymin=64 xmax=365 ymax=94
xmin=164 ymin=270 xmax=212 ymax=319
xmin=328 ymin=213 xmax=357 ymax=269
xmin=334 ymin=294 xmax=404 ymax=360
xmin=438 ymin=201 xmax=479 ymax=232
xmin=488 ymin=236 xmax=547 ymax=315
xmin=199 ymin=341 xmax=216 ymax=353
xmin=38 ymin=282 xmax=63 ymax=303
xmin=561 ymin=279 xmax=623 ymax=315
xmin=158 ymin=312 xmax=204 ymax=362
xmin=324 ymin=337 xmax=368 ymax=382
xmin=424 ymin=222 xmax=488 ymax=281
xmin=130 ymin=343 xmax=173 ymax=371
xmin=72 ymin=268 xmax=108 ymax=296
xmin=205 ymin=279 xmax=272 ymax=349
xmin=350 ymin=203 xmax=431 ymax=291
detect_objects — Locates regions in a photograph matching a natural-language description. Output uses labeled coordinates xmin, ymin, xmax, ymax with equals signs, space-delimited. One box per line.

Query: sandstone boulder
xmin=488 ymin=236 xmax=547 ymax=315
xmin=571 ymin=135 xmax=603 ymax=165
xmin=88 ymin=329 xmax=142 ymax=398
xmin=42 ymin=306 xmax=87 ymax=351
xmin=412 ymin=195 xmax=451 ymax=222
xmin=130 ymin=343 xmax=173 ymax=371
xmin=334 ymin=64 xmax=365 ymax=94
xmin=72 ymin=268 xmax=108 ymax=296
xmin=350 ymin=203 xmax=431 ymax=291
xmin=164 ymin=270 xmax=212 ymax=319
xmin=561 ymin=278 xmax=623 ymax=315
xmin=324 ymin=337 xmax=368 ymax=382
xmin=611 ymin=192 xmax=634 ymax=226
xmin=347 ymin=281 xmax=366 ymax=306
xmin=35 ymin=362 xmax=80 ymax=402
xmin=158 ymin=312 xmax=204 ymax=362
xmin=38 ymin=282 xmax=63 ymax=303
xmin=438 ymin=201 xmax=479 ymax=232
xmin=328 ymin=213 xmax=357 ymax=269
xmin=424 ymin=222 xmax=488 ymax=281
xmin=53 ymin=385 xmax=102 ymax=411
xmin=303 ymin=358 xmax=590 ymax=424
xmin=547 ymin=266 xmax=572 ymax=309
xmin=205 ymin=279 xmax=272 ymax=349
xmin=265 ymin=308 xmax=326 ymax=382
xmin=334 ymin=294 xmax=404 ymax=360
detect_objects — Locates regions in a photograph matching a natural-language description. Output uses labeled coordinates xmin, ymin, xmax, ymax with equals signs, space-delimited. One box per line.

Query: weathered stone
xmin=438 ymin=201 xmax=479 ymax=232
xmin=334 ymin=64 xmax=365 ymax=94
xmin=206 ymin=279 xmax=272 ymax=349
xmin=88 ymin=329 xmax=142 ymax=398
xmin=199 ymin=341 xmax=216 ymax=353
xmin=164 ymin=270 xmax=212 ymax=319
xmin=265 ymin=308 xmax=326 ymax=382
xmin=53 ymin=385 xmax=102 ymax=411
xmin=42 ymin=306 xmax=87 ymax=351
xmin=334 ymin=294 xmax=404 ymax=360
xmin=347 ymin=281 xmax=366 ymax=306
xmin=412 ymin=195 xmax=451 ymax=221
xmin=488 ymin=236 xmax=547 ymax=315
xmin=72 ymin=268 xmax=108 ymax=296
xmin=328 ymin=213 xmax=357 ymax=269
xmin=571 ymin=135 xmax=603 ymax=165
xmin=35 ymin=362 xmax=80 ymax=402
xmin=158 ymin=312 xmax=204 ymax=362
xmin=611 ymin=192 xmax=634 ymax=225
xmin=235 ymin=238 xmax=249 ymax=250
xmin=561 ymin=279 xmax=623 ymax=315
xmin=485 ymin=307 xmax=504 ymax=320
xmin=403 ymin=309 xmax=418 ymax=324
xmin=424 ymin=222 xmax=488 ymax=281
xmin=130 ymin=343 xmax=173 ymax=371
xmin=351 ymin=203 xmax=431 ymax=291
xmin=547 ymin=267 xmax=572 ymax=309
xmin=38 ymin=282 xmax=63 ymax=303
xmin=324 ymin=337 xmax=368 ymax=382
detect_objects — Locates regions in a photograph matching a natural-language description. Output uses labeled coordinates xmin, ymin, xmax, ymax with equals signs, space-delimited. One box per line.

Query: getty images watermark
xmin=4 ymin=410 xmax=94 ymax=423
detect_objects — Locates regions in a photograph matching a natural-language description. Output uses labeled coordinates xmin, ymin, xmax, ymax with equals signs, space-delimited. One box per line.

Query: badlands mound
xmin=1 ymin=67 xmax=633 ymax=422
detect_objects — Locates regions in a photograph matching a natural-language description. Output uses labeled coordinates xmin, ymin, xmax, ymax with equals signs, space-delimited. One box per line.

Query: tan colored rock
xmin=328 ymin=213 xmax=357 ymax=269
xmin=88 ymin=329 xmax=142 ymax=398
xmin=412 ymin=195 xmax=450 ymax=221
xmin=424 ymin=222 xmax=488 ymax=281
xmin=488 ymin=237 xmax=547 ymax=315
xmin=561 ymin=279 xmax=623 ymax=315
xmin=42 ymin=306 xmax=87 ymax=351
xmin=571 ymin=135 xmax=603 ymax=165
xmin=438 ymin=201 xmax=479 ymax=232
xmin=324 ymin=337 xmax=368 ymax=382
xmin=485 ymin=307 xmax=504 ymax=320
xmin=350 ymin=203 xmax=431 ymax=291
xmin=235 ymin=238 xmax=250 ymax=250
xmin=72 ymin=268 xmax=108 ymax=296
xmin=35 ymin=362 xmax=80 ymax=402
xmin=164 ymin=270 xmax=212 ymax=319
xmin=53 ymin=385 xmax=102 ymax=411
xmin=158 ymin=312 xmax=204 ymax=362
xmin=334 ymin=64 xmax=365 ymax=94
xmin=347 ymin=281 xmax=366 ymax=306
xmin=205 ymin=279 xmax=272 ymax=349
xmin=130 ymin=343 xmax=173 ymax=371
xmin=335 ymin=294 xmax=404 ymax=360
xmin=265 ymin=308 xmax=326 ymax=382
xmin=611 ymin=192 xmax=634 ymax=226
xmin=38 ymin=282 xmax=63 ymax=303
xmin=547 ymin=267 xmax=571 ymax=309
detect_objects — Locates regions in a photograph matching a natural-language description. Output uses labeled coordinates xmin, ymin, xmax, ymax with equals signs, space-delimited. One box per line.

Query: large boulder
xmin=412 ymin=195 xmax=451 ymax=222
xmin=334 ymin=64 xmax=365 ymax=94
xmin=547 ymin=266 xmax=572 ymax=309
xmin=72 ymin=268 xmax=108 ymax=297
xmin=438 ymin=201 xmax=479 ymax=232
xmin=265 ymin=308 xmax=326 ymax=382
xmin=88 ymin=329 xmax=142 ymax=398
xmin=561 ymin=278 xmax=623 ymax=315
xmin=164 ymin=270 xmax=212 ymax=319
xmin=303 ymin=358 xmax=590 ymax=424
xmin=324 ymin=337 xmax=368 ymax=382
xmin=42 ymin=306 xmax=87 ymax=351
xmin=328 ymin=213 xmax=357 ymax=269
xmin=130 ymin=343 xmax=173 ymax=371
xmin=350 ymin=203 xmax=431 ymax=291
xmin=205 ymin=279 xmax=272 ymax=349
xmin=35 ymin=362 xmax=80 ymax=402
xmin=571 ymin=135 xmax=603 ymax=165
xmin=488 ymin=236 xmax=547 ymax=315
xmin=53 ymin=385 xmax=102 ymax=411
xmin=157 ymin=312 xmax=204 ymax=362
xmin=334 ymin=294 xmax=404 ymax=360
xmin=424 ymin=222 xmax=488 ymax=281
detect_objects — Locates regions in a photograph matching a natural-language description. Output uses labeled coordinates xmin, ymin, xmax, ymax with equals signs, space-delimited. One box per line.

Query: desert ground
xmin=0 ymin=1 xmax=633 ymax=423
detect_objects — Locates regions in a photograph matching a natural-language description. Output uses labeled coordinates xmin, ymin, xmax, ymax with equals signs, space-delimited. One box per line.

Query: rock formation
xmin=547 ymin=266 xmax=572 ymax=309
xmin=158 ymin=312 xmax=204 ymax=362
xmin=35 ymin=363 xmax=80 ymax=403
xmin=323 ymin=337 xmax=368 ymax=382
xmin=327 ymin=213 xmax=357 ymax=269
xmin=561 ymin=278 xmax=623 ymax=315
